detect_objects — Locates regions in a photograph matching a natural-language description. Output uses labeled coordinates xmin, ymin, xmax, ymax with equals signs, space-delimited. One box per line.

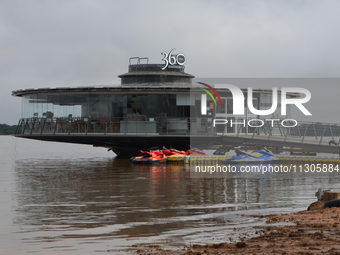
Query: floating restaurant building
xmin=12 ymin=53 xmax=297 ymax=157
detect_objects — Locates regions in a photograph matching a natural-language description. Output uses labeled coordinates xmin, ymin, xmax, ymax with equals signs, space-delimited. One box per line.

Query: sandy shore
xmin=133 ymin=206 xmax=340 ymax=255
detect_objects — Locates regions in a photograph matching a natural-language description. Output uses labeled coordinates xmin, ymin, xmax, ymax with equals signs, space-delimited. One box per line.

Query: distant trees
xmin=0 ymin=124 xmax=17 ymax=135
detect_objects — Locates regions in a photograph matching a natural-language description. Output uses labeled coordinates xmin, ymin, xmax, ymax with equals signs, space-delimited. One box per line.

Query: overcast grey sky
xmin=1 ymin=0 xmax=340 ymax=124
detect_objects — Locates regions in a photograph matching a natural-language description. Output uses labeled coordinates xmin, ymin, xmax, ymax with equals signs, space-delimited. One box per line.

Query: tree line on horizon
xmin=0 ymin=124 xmax=17 ymax=135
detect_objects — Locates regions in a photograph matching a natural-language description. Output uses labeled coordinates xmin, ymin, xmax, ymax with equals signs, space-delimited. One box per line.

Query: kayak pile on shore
xmin=130 ymin=146 xmax=206 ymax=164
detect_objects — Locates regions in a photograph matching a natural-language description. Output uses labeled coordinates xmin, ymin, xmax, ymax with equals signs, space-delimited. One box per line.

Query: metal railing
xmin=224 ymin=119 xmax=340 ymax=146
xmin=14 ymin=117 xmax=215 ymax=136
xmin=14 ymin=117 xmax=340 ymax=146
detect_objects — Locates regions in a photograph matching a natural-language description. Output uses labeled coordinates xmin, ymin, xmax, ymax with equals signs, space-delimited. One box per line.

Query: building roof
xmin=12 ymin=84 xmax=300 ymax=97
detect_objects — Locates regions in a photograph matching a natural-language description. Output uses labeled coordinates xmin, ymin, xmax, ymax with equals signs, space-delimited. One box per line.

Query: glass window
xmin=21 ymin=92 xmax=192 ymax=120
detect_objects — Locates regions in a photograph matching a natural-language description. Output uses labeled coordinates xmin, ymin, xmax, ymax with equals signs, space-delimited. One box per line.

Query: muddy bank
xmin=133 ymin=207 xmax=340 ymax=255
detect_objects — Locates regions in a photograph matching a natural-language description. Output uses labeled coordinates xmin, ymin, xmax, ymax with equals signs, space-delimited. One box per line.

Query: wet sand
xmin=134 ymin=206 xmax=340 ymax=255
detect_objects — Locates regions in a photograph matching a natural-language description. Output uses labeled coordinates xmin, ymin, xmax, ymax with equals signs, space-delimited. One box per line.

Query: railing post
xmin=68 ymin=119 xmax=72 ymax=135
xmin=319 ymin=125 xmax=327 ymax=145
xmin=330 ymin=124 xmax=335 ymax=142
xmin=25 ymin=119 xmax=30 ymax=134
xmin=53 ymin=119 xmax=58 ymax=135
xmin=30 ymin=118 xmax=36 ymax=134
xmin=263 ymin=122 xmax=267 ymax=136
xmin=15 ymin=119 xmax=24 ymax=134
xmin=40 ymin=118 xmax=46 ymax=134
xmin=312 ymin=123 xmax=318 ymax=140
xmin=297 ymin=124 xmax=302 ymax=138
xmin=301 ymin=124 xmax=309 ymax=143
xmin=237 ymin=124 xmax=242 ymax=137
xmin=277 ymin=120 xmax=283 ymax=136
xmin=284 ymin=126 xmax=289 ymax=142
xmin=267 ymin=125 xmax=272 ymax=140
xmin=252 ymin=126 xmax=258 ymax=139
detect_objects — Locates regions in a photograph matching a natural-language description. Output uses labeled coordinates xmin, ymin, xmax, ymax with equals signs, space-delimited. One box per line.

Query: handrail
xmin=14 ymin=117 xmax=340 ymax=147
xmin=14 ymin=117 xmax=213 ymax=136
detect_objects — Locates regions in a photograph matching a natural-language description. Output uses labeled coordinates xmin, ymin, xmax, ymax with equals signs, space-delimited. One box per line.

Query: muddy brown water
xmin=1 ymin=135 xmax=339 ymax=254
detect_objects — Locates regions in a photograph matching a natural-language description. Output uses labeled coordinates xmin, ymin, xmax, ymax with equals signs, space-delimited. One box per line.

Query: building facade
xmin=12 ymin=55 xmax=296 ymax=156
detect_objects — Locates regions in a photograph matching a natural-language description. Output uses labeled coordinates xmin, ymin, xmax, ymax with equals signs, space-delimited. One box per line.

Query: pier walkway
xmin=14 ymin=117 xmax=340 ymax=156
xmin=216 ymin=120 xmax=340 ymax=154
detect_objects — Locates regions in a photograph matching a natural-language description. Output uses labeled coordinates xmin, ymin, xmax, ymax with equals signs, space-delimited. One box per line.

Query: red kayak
xmin=130 ymin=149 xmax=167 ymax=164
xmin=162 ymin=148 xmax=186 ymax=156
xmin=130 ymin=146 xmax=206 ymax=164
xmin=185 ymin=147 xmax=206 ymax=155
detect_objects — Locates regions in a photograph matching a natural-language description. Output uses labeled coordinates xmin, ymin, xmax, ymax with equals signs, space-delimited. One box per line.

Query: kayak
xmin=185 ymin=147 xmax=206 ymax=155
xmin=223 ymin=147 xmax=278 ymax=163
xmin=130 ymin=149 xmax=167 ymax=164
xmin=130 ymin=146 xmax=206 ymax=164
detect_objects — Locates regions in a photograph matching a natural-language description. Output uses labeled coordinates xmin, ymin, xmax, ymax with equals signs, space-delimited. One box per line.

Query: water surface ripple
xmin=1 ymin=136 xmax=339 ymax=254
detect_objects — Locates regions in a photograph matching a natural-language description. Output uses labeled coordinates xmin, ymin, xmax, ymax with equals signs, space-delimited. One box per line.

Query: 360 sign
xmin=161 ymin=48 xmax=186 ymax=70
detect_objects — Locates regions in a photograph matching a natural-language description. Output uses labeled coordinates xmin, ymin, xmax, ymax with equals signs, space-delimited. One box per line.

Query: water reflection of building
xmin=15 ymin=158 xmax=332 ymax=242
xmin=12 ymin=55 xmax=298 ymax=157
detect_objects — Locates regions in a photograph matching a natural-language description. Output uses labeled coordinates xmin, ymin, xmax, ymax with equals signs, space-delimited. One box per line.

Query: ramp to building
xmin=14 ymin=118 xmax=340 ymax=156
xmin=220 ymin=134 xmax=340 ymax=154
xmin=217 ymin=121 xmax=340 ymax=154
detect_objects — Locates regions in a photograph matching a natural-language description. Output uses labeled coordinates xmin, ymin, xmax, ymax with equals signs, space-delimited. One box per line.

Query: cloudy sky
xmin=1 ymin=0 xmax=340 ymax=125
